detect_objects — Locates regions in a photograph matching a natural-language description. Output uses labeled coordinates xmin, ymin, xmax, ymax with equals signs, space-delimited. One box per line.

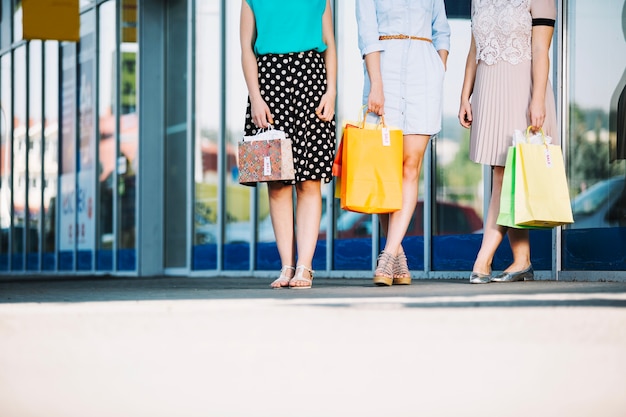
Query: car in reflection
xmin=570 ymin=175 xmax=626 ymax=228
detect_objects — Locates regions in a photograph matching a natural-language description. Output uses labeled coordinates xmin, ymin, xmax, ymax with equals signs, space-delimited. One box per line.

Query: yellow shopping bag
xmin=512 ymin=128 xmax=574 ymax=227
xmin=339 ymin=115 xmax=403 ymax=214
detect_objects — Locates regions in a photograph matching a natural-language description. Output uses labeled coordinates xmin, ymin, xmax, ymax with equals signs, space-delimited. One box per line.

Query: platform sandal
xmin=393 ymin=252 xmax=412 ymax=285
xmin=373 ymin=251 xmax=395 ymax=286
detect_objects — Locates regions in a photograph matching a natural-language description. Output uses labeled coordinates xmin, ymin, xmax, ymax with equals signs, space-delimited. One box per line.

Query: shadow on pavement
xmin=1 ymin=275 xmax=626 ymax=307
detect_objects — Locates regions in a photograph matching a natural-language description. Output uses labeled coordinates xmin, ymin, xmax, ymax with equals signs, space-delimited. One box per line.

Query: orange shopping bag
xmin=338 ymin=115 xmax=403 ymax=214
xmin=332 ymin=124 xmax=357 ymax=199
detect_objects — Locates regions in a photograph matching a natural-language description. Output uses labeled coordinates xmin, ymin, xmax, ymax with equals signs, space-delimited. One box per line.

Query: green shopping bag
xmin=497 ymin=146 xmax=550 ymax=229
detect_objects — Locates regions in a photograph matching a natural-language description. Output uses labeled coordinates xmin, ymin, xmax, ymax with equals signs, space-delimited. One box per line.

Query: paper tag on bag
xmin=263 ymin=156 xmax=272 ymax=176
xmin=381 ymin=127 xmax=391 ymax=146
xmin=544 ymin=146 xmax=553 ymax=168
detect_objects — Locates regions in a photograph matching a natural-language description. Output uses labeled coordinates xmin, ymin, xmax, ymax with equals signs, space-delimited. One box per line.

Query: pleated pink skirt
xmin=469 ymin=60 xmax=558 ymax=167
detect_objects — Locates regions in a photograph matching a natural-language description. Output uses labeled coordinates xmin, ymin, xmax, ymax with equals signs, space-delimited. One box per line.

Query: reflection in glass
xmin=77 ymin=11 xmax=97 ymax=270
xmin=563 ymin=0 xmax=626 ymax=271
xmin=0 ymin=55 xmax=12 ymax=270
xmin=429 ymin=19 xmax=484 ymax=271
xmin=118 ymin=0 xmax=138 ymax=270
xmin=332 ymin=0 xmax=372 ymax=270
xmin=59 ymin=42 xmax=77 ymax=270
xmin=98 ymin=0 xmax=116 ymax=270
xmin=12 ymin=46 xmax=26 ymax=270
xmin=193 ymin=0 xmax=220 ymax=269
xmin=224 ymin=0 xmax=250 ymax=270
xmin=570 ymin=175 xmax=626 ymax=228
xmin=434 ymin=129 xmax=483 ymax=236
xmin=164 ymin=0 xmax=187 ymax=268
xmin=27 ymin=41 xmax=43 ymax=270
xmin=43 ymin=41 xmax=59 ymax=270
xmin=13 ymin=0 xmax=23 ymax=42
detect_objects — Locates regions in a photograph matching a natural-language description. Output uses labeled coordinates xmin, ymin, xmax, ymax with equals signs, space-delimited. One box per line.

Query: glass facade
xmin=562 ymin=0 xmax=626 ymax=276
xmin=0 ymin=0 xmax=623 ymax=279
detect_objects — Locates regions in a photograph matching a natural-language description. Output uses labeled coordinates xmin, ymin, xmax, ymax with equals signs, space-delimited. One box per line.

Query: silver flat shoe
xmin=469 ymin=272 xmax=491 ymax=284
xmin=491 ymin=265 xmax=534 ymax=283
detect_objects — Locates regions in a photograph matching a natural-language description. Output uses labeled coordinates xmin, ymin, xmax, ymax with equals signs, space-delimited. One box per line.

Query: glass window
xmin=224 ymin=0 xmax=251 ymax=271
xmin=0 ymin=54 xmax=12 ymax=270
xmin=43 ymin=41 xmax=59 ymax=271
xmin=164 ymin=0 xmax=188 ymax=269
xmin=98 ymin=0 xmax=116 ymax=271
xmin=118 ymin=0 xmax=138 ymax=270
xmin=432 ymin=18 xmax=484 ymax=271
xmin=13 ymin=0 xmax=22 ymax=42
xmin=59 ymin=42 xmax=77 ymax=270
xmin=12 ymin=45 xmax=26 ymax=270
xmin=77 ymin=10 xmax=97 ymax=271
xmin=563 ymin=0 xmax=626 ymax=270
xmin=27 ymin=41 xmax=43 ymax=271
xmin=333 ymin=0 xmax=372 ymax=271
xmin=193 ymin=0 xmax=220 ymax=270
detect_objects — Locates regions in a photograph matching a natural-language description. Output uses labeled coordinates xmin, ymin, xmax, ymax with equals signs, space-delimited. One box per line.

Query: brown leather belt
xmin=379 ymin=35 xmax=432 ymax=43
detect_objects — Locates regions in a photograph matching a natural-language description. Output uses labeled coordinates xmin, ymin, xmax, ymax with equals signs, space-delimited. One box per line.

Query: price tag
xmin=544 ymin=146 xmax=553 ymax=168
xmin=263 ymin=156 xmax=272 ymax=175
xmin=382 ymin=127 xmax=391 ymax=146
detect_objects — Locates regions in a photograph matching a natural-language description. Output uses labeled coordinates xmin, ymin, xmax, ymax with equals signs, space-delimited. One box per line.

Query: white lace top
xmin=472 ymin=0 xmax=556 ymax=65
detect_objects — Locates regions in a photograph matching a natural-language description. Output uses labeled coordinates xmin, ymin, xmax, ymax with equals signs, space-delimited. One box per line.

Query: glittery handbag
xmin=238 ymin=126 xmax=295 ymax=185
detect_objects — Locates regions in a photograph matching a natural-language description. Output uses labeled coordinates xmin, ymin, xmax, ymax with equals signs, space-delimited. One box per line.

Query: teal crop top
xmin=246 ymin=0 xmax=328 ymax=55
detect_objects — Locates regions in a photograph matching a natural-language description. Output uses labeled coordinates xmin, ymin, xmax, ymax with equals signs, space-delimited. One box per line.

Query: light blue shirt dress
xmin=356 ymin=0 xmax=451 ymax=135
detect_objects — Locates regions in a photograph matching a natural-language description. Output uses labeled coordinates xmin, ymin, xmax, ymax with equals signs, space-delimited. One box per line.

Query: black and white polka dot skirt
xmin=244 ymin=50 xmax=336 ymax=184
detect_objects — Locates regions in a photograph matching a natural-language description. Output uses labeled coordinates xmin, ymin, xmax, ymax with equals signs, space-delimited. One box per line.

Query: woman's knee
xmin=295 ymin=180 xmax=321 ymax=195
xmin=402 ymin=156 xmax=422 ymax=181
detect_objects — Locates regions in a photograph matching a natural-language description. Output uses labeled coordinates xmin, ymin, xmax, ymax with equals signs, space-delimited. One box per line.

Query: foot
xmin=289 ymin=265 xmax=314 ymax=289
xmin=373 ymin=251 xmax=394 ymax=286
xmin=270 ymin=265 xmax=295 ymax=289
xmin=491 ymin=264 xmax=534 ymax=282
xmin=393 ymin=252 xmax=411 ymax=285
xmin=469 ymin=271 xmax=491 ymax=284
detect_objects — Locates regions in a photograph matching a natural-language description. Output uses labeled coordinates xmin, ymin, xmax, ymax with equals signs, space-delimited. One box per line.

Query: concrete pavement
xmin=1 ymin=276 xmax=626 ymax=417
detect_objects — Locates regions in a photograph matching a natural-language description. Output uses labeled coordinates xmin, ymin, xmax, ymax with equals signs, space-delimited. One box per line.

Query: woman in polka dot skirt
xmin=240 ymin=0 xmax=336 ymax=289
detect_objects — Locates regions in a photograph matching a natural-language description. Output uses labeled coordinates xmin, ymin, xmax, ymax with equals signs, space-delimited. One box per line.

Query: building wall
xmin=0 ymin=0 xmax=624 ymax=279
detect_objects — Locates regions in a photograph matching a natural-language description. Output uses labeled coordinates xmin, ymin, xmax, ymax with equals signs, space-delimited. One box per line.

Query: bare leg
xmin=472 ymin=166 xmax=507 ymax=275
xmin=383 ymin=134 xmax=430 ymax=256
xmin=290 ymin=179 xmax=322 ymax=287
xmin=267 ymin=182 xmax=296 ymax=285
xmin=373 ymin=134 xmax=428 ymax=286
xmin=507 ymin=228 xmax=531 ymax=272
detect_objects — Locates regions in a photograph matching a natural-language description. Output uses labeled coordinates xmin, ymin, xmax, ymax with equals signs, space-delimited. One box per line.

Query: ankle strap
xmin=295 ymin=265 xmax=314 ymax=276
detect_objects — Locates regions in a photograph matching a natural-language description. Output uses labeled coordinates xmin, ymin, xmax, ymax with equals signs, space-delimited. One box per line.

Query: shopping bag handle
xmin=525 ymin=126 xmax=547 ymax=144
xmin=358 ymin=105 xmax=387 ymax=129
xmin=244 ymin=124 xmax=285 ymax=142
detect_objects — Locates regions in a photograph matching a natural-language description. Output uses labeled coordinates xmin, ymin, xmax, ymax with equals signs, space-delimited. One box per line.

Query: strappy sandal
xmin=373 ymin=251 xmax=394 ymax=286
xmin=270 ymin=265 xmax=295 ymax=289
xmin=393 ymin=252 xmax=411 ymax=285
xmin=289 ymin=265 xmax=314 ymax=289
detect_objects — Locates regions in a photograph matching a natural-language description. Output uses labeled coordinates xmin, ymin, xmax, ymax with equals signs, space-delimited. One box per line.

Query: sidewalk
xmin=1 ymin=277 xmax=626 ymax=417
xmin=2 ymin=275 xmax=626 ymax=305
